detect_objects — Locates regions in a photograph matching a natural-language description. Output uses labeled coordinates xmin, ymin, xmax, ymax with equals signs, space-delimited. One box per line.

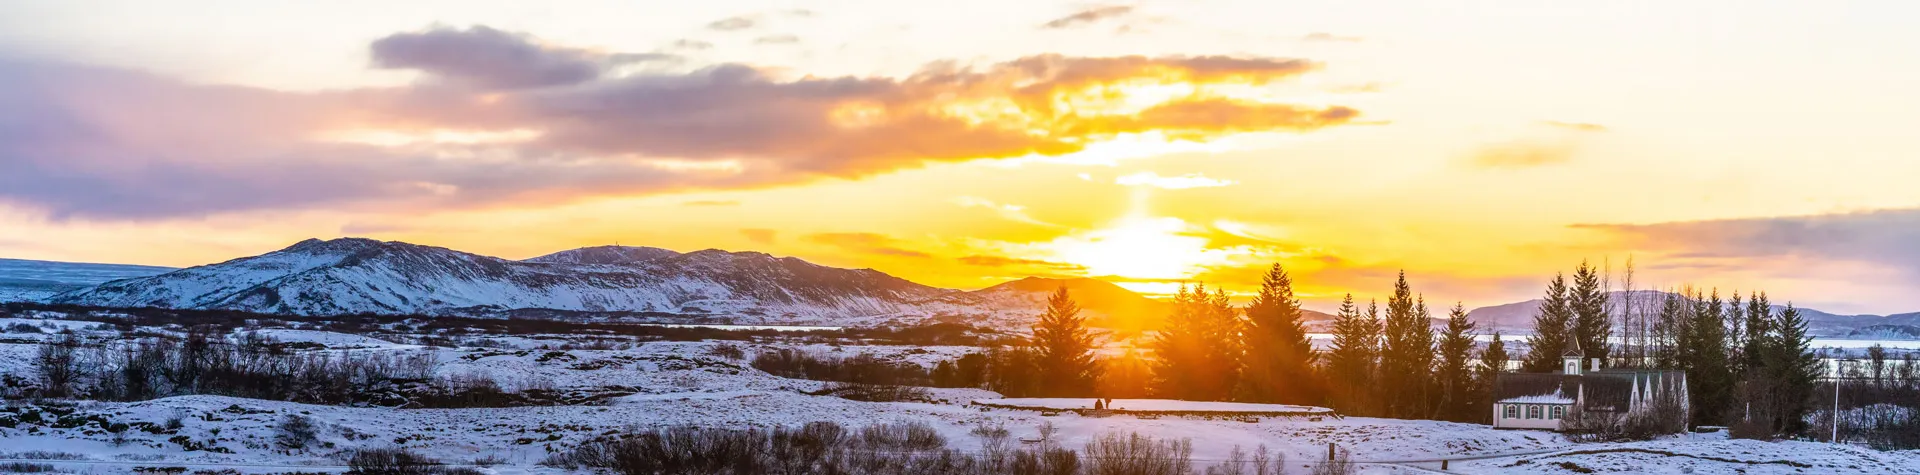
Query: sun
xmin=1049 ymin=214 xmax=1227 ymax=287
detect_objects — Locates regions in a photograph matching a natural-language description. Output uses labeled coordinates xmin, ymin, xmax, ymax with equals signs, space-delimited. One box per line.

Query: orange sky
xmin=4 ymin=1 xmax=1920 ymax=313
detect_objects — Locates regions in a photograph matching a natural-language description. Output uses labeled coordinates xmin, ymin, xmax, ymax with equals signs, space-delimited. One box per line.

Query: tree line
xmin=976 ymin=264 xmax=1503 ymax=424
xmin=976 ymin=259 xmax=1851 ymax=441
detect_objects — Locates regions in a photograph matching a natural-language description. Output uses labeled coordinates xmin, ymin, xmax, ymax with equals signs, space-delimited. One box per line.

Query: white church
xmin=1491 ymin=340 xmax=1689 ymax=431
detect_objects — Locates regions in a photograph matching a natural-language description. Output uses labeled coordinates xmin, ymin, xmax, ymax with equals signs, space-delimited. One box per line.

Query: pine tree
xmin=1031 ymin=286 xmax=1101 ymax=397
xmin=1150 ymin=284 xmax=1242 ymax=401
xmin=1476 ymin=332 xmax=1510 ymax=423
xmin=1237 ymin=264 xmax=1318 ymax=404
xmin=1725 ymin=291 xmax=1746 ymax=367
xmin=1741 ymin=292 xmax=1773 ymax=374
xmin=1326 ymin=294 xmax=1378 ymax=415
xmin=1378 ymin=272 xmax=1435 ymax=419
xmin=1435 ymin=303 xmax=1478 ymax=422
xmin=1682 ymin=289 xmax=1736 ymax=427
xmin=1764 ymin=304 xmax=1821 ymax=436
xmin=1524 ymin=273 xmax=1574 ymax=372
xmin=1568 ymin=262 xmax=1611 ymax=367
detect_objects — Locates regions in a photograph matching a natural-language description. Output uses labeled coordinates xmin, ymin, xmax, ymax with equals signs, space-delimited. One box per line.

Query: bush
xmin=0 ymin=462 xmax=57 ymax=473
xmin=810 ymin=383 xmax=932 ymax=403
xmin=751 ymin=349 xmax=932 ymax=386
xmin=706 ymin=343 xmax=745 ymax=361
xmin=275 ymin=415 xmax=319 ymax=450
xmin=4 ymin=323 xmax=42 ymax=333
xmin=1081 ymin=432 xmax=1192 ymax=475
xmin=345 ymin=448 xmax=471 ymax=475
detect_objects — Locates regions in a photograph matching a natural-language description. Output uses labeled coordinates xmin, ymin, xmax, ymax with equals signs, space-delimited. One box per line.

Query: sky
xmin=3 ymin=1 xmax=1919 ymax=314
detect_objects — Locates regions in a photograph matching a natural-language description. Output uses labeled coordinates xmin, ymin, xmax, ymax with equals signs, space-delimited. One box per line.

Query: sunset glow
xmin=4 ymin=1 xmax=1920 ymax=314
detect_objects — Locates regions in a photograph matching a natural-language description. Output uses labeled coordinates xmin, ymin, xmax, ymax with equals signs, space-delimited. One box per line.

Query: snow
xmin=1498 ymin=393 xmax=1577 ymax=405
xmin=235 ymin=329 xmax=408 ymax=349
xmin=977 ymin=398 xmax=1335 ymax=415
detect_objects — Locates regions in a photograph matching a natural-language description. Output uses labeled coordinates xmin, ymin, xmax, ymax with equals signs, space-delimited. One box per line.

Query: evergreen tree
xmin=1096 ymin=350 xmax=1153 ymax=399
xmin=1237 ymin=264 xmax=1319 ymax=404
xmin=1378 ymin=272 xmax=1435 ymax=419
xmin=1326 ymin=294 xmax=1379 ymax=415
xmin=1568 ymin=262 xmax=1611 ymax=366
xmin=1435 ymin=302 xmax=1479 ymax=422
xmin=1763 ymin=304 xmax=1821 ymax=436
xmin=1150 ymin=284 xmax=1242 ymax=401
xmin=1682 ymin=289 xmax=1736 ymax=427
xmin=1031 ymin=286 xmax=1101 ymax=397
xmin=1476 ymin=332 xmax=1510 ymax=423
xmin=1741 ymin=292 xmax=1773 ymax=374
xmin=1725 ymin=292 xmax=1746 ymax=367
xmin=1524 ymin=273 xmax=1574 ymax=372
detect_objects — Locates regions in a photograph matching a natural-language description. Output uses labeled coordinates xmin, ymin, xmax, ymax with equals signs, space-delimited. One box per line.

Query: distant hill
xmin=0 ymin=258 xmax=174 ymax=303
xmin=1466 ymin=290 xmax=1920 ymax=338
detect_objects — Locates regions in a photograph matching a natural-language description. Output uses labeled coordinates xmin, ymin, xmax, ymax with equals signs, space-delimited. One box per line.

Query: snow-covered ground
xmin=2 ymin=336 xmax=1917 ymax=474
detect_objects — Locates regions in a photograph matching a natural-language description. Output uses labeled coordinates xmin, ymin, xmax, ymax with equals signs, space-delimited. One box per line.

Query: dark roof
xmin=1495 ymin=370 xmax=1687 ymax=411
xmin=1493 ymin=373 xmax=1580 ymax=401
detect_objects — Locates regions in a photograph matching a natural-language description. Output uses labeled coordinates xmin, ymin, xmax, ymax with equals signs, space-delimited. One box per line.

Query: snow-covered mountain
xmin=47 ymin=238 xmax=1171 ymax=328
xmin=51 ymin=238 xmax=958 ymax=320
xmin=0 ymin=258 xmax=174 ymax=303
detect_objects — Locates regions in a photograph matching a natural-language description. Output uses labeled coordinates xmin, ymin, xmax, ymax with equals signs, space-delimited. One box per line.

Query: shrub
xmin=345 ymin=448 xmax=456 ymax=475
xmin=706 ymin=343 xmax=746 ymax=361
xmin=810 ymin=383 xmax=932 ymax=403
xmin=275 ymin=415 xmax=319 ymax=450
xmin=0 ymin=463 xmax=57 ymax=473
xmin=1081 ymin=432 xmax=1192 ymax=475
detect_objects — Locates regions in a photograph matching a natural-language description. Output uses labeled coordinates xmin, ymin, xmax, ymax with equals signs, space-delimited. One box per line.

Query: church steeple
xmin=1563 ymin=338 xmax=1585 ymax=375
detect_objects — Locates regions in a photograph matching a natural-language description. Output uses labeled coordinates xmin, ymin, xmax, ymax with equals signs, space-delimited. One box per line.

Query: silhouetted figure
xmin=1094 ymin=399 xmax=1105 ymax=410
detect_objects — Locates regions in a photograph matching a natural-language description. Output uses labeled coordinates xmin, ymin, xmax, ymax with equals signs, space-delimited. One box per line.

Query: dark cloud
xmin=0 ymin=27 xmax=1358 ymax=220
xmin=804 ymin=233 xmax=930 ymax=258
xmin=707 ymin=16 xmax=757 ymax=31
xmin=753 ymin=34 xmax=801 ymax=45
xmin=371 ymin=26 xmax=614 ymax=89
xmin=1301 ymin=32 xmax=1364 ymax=43
xmin=1541 ymin=120 xmax=1608 ymax=132
xmin=1573 ymin=209 xmax=1920 ymax=275
xmin=740 ymin=228 xmax=777 ymax=245
xmin=1041 ymin=5 xmax=1135 ymax=29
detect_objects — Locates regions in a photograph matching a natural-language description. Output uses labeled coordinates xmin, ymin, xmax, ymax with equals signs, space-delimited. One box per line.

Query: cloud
xmin=1466 ymin=141 xmax=1576 ymax=169
xmin=670 ymin=39 xmax=714 ymax=50
xmin=0 ymin=26 xmax=1358 ymax=220
xmin=740 ymin=228 xmax=777 ymax=245
xmin=1301 ymin=32 xmax=1364 ymax=43
xmin=682 ymin=200 xmax=739 ymax=206
xmin=1574 ymin=209 xmax=1920 ymax=274
xmin=1041 ymin=5 xmax=1135 ymax=29
xmin=753 ymin=34 xmax=801 ymax=45
xmin=953 ymin=197 xmax=1058 ymax=227
xmin=958 ymin=255 xmax=1086 ymax=270
xmin=1541 ymin=120 xmax=1608 ymax=132
xmin=805 ymin=232 xmax=930 ymax=258
xmin=707 ymin=16 xmax=757 ymax=31
xmin=1115 ymin=171 xmax=1235 ymax=189
xmin=371 ymin=26 xmax=618 ymax=90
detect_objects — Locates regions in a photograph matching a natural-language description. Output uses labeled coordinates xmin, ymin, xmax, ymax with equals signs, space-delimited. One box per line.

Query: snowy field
xmin=0 ymin=326 xmax=1917 ymax=473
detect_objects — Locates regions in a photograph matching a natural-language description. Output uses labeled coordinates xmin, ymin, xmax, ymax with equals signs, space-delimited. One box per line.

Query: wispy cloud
xmin=1301 ymin=32 xmax=1363 ymax=43
xmin=753 ymin=34 xmax=800 ymax=45
xmin=740 ymin=228 xmax=777 ymax=245
xmin=1465 ymin=141 xmax=1576 ymax=169
xmin=958 ymin=255 xmax=1086 ymax=271
xmin=1041 ymin=5 xmax=1135 ymax=29
xmin=953 ymin=197 xmax=1059 ymax=227
xmin=682 ymin=200 xmax=739 ymax=207
xmin=1115 ymin=172 xmax=1235 ymax=189
xmin=707 ymin=16 xmax=758 ymax=31
xmin=805 ymin=232 xmax=930 ymax=258
xmin=1540 ymin=120 xmax=1609 ymax=132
